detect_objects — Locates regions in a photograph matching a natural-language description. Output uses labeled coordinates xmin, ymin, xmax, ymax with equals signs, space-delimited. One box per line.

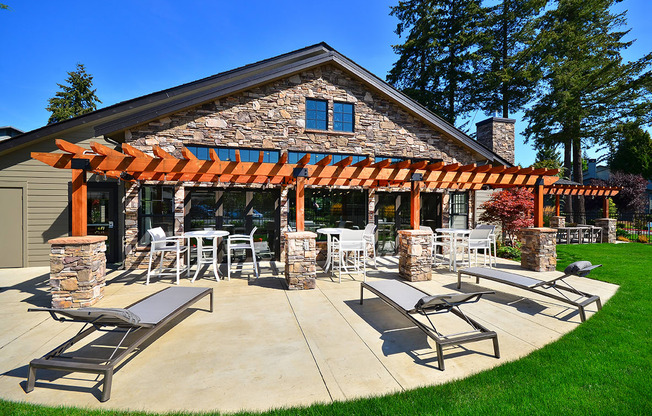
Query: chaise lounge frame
xmin=457 ymin=266 xmax=602 ymax=322
xmin=360 ymin=280 xmax=500 ymax=370
xmin=25 ymin=286 xmax=213 ymax=402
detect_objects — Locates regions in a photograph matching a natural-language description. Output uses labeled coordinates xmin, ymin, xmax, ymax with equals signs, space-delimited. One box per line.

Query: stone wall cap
xmin=397 ymin=229 xmax=431 ymax=235
xmin=285 ymin=231 xmax=317 ymax=239
xmin=48 ymin=235 xmax=108 ymax=245
xmin=521 ymin=227 xmax=557 ymax=233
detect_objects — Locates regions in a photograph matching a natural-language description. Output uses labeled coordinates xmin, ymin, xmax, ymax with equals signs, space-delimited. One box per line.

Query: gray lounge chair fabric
xmin=25 ymin=286 xmax=213 ymax=402
xmin=458 ymin=262 xmax=602 ymax=322
xmin=360 ymin=280 xmax=499 ymax=370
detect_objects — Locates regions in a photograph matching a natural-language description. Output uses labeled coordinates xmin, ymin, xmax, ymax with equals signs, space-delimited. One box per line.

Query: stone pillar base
xmin=284 ymin=231 xmax=317 ymax=290
xmin=550 ymin=216 xmax=565 ymax=228
xmin=49 ymin=236 xmax=107 ymax=309
xmin=398 ymin=229 xmax=433 ymax=282
xmin=595 ymin=218 xmax=617 ymax=243
xmin=519 ymin=228 xmax=556 ymax=272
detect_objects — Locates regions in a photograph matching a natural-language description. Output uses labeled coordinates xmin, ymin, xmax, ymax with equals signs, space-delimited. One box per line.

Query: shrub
xmin=637 ymin=235 xmax=649 ymax=244
xmin=479 ymin=188 xmax=533 ymax=246
xmin=497 ymin=241 xmax=522 ymax=260
xmin=617 ymin=236 xmax=630 ymax=242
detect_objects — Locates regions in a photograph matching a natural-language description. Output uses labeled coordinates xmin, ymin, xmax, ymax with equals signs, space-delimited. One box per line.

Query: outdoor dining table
xmin=435 ymin=228 xmax=471 ymax=272
xmin=183 ymin=230 xmax=229 ymax=281
xmin=316 ymin=228 xmax=347 ymax=272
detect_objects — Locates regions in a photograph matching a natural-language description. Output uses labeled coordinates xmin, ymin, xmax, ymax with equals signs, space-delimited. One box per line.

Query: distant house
xmin=0 ymin=43 xmax=514 ymax=268
xmin=0 ymin=126 xmax=23 ymax=142
xmin=584 ymin=159 xmax=652 ymax=213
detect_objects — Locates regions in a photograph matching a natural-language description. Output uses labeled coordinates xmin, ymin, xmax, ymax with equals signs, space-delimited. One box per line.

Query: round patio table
xmin=435 ymin=228 xmax=471 ymax=272
xmin=184 ymin=230 xmax=229 ymax=282
xmin=316 ymin=228 xmax=347 ymax=272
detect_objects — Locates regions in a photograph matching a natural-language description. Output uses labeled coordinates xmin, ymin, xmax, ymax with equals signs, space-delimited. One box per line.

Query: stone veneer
xmin=595 ymin=218 xmax=617 ymax=243
xmin=49 ymin=236 xmax=107 ymax=309
xmin=549 ymin=216 xmax=565 ymax=228
xmin=519 ymin=228 xmax=557 ymax=272
xmin=284 ymin=231 xmax=317 ymax=290
xmin=398 ymin=229 xmax=433 ymax=282
xmin=121 ymin=64 xmax=480 ymax=269
xmin=475 ymin=117 xmax=515 ymax=165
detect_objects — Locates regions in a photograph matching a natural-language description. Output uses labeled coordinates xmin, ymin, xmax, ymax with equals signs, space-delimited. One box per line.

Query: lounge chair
xmin=360 ymin=280 xmax=500 ymax=370
xmin=25 ymin=286 xmax=213 ymax=402
xmin=457 ymin=261 xmax=602 ymax=322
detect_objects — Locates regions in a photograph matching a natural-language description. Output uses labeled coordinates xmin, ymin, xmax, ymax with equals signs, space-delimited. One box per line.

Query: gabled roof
xmin=1 ymin=43 xmax=510 ymax=165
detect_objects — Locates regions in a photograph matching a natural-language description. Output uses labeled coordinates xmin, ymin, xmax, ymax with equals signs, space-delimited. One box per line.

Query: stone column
xmin=550 ymin=216 xmax=565 ymax=228
xmin=595 ymin=218 xmax=617 ymax=243
xmin=398 ymin=229 xmax=433 ymax=282
xmin=279 ymin=185 xmax=290 ymax=259
xmin=519 ymin=228 xmax=556 ymax=272
xmin=49 ymin=236 xmax=107 ymax=308
xmin=284 ymin=231 xmax=317 ymax=290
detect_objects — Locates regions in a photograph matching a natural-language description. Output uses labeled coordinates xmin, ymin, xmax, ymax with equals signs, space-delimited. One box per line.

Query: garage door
xmin=0 ymin=187 xmax=24 ymax=268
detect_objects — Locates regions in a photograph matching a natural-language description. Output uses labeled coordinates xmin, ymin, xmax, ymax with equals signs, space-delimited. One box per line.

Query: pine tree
xmin=610 ymin=122 xmax=652 ymax=180
xmin=387 ymin=0 xmax=485 ymax=126
xmin=524 ymin=0 xmax=652 ymax=221
xmin=475 ymin=0 xmax=546 ymax=118
xmin=46 ymin=63 xmax=101 ymax=124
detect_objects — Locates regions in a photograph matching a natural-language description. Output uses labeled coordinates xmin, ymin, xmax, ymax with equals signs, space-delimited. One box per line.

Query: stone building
xmin=0 ymin=43 xmax=514 ymax=268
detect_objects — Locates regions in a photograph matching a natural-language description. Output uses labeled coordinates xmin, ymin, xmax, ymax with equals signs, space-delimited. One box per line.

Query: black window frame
xmin=305 ymin=98 xmax=328 ymax=131
xmin=333 ymin=101 xmax=354 ymax=132
xmin=449 ymin=192 xmax=469 ymax=228
xmin=138 ymin=185 xmax=176 ymax=245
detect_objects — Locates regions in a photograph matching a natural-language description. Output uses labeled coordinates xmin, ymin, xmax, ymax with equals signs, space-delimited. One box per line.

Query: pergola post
xmin=410 ymin=175 xmax=422 ymax=230
xmin=602 ymin=197 xmax=609 ymax=218
xmin=550 ymin=194 xmax=565 ymax=228
xmin=296 ymin=176 xmax=305 ymax=232
xmin=533 ymin=179 xmax=544 ymax=228
xmin=71 ymin=169 xmax=87 ymax=236
xmin=555 ymin=195 xmax=560 ymax=216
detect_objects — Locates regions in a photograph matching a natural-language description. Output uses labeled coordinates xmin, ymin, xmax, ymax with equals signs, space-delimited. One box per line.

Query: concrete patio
xmin=0 ymin=257 xmax=618 ymax=413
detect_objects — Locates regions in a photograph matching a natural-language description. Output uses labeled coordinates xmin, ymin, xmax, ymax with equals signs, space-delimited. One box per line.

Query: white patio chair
xmin=420 ymin=225 xmax=449 ymax=267
xmin=475 ymin=224 xmax=497 ymax=267
xmin=462 ymin=226 xmax=494 ymax=268
xmin=331 ymin=229 xmax=366 ymax=283
xmin=227 ymin=226 xmax=259 ymax=279
xmin=363 ymin=223 xmax=377 ymax=268
xmin=146 ymin=227 xmax=188 ymax=285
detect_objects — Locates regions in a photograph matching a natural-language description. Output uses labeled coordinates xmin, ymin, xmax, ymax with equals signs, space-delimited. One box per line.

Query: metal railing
xmin=561 ymin=211 xmax=652 ymax=242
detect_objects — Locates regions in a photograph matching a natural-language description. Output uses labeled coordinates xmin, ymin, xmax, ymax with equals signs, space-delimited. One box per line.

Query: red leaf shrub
xmin=480 ymin=188 xmax=534 ymax=246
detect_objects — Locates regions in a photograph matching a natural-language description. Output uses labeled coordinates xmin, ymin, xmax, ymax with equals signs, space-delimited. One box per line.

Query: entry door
xmin=87 ymin=184 xmax=118 ymax=263
xmin=0 ymin=187 xmax=24 ymax=268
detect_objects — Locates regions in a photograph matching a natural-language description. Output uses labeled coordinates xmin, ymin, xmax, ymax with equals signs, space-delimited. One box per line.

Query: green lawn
xmin=3 ymin=244 xmax=651 ymax=415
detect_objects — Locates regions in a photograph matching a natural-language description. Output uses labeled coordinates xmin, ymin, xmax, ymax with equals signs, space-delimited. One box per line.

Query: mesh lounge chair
xmin=360 ymin=280 xmax=500 ymax=370
xmin=457 ymin=261 xmax=602 ymax=322
xmin=25 ymin=287 xmax=213 ymax=402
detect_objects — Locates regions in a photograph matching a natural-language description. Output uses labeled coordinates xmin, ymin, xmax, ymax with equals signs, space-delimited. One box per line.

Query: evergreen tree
xmin=523 ymin=0 xmax=652 ymax=221
xmin=532 ymin=143 xmax=564 ymax=177
xmin=475 ymin=0 xmax=546 ymax=118
xmin=610 ymin=122 xmax=652 ymax=180
xmin=46 ymin=63 xmax=101 ymax=124
xmin=387 ymin=0 xmax=485 ymax=126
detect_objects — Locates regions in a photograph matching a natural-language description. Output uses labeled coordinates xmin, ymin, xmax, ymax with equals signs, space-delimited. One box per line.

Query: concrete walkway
xmin=0 ymin=257 xmax=618 ymax=413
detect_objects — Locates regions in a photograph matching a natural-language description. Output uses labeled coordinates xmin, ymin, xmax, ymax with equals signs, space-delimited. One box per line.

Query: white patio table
xmin=435 ymin=228 xmax=471 ymax=272
xmin=183 ymin=230 xmax=229 ymax=282
xmin=316 ymin=227 xmax=347 ymax=272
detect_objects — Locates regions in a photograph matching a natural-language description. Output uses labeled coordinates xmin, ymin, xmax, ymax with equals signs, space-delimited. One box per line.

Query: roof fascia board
xmin=95 ymin=53 xmax=334 ymax=136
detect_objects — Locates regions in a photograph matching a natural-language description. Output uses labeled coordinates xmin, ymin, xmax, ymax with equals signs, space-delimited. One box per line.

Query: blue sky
xmin=1 ymin=0 xmax=650 ymax=166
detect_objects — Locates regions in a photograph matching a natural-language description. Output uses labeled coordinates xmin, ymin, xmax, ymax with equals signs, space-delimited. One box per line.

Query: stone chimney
xmin=475 ymin=117 xmax=516 ymax=165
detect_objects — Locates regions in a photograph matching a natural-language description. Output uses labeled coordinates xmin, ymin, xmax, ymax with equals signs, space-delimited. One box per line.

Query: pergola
xmin=32 ymin=140 xmax=618 ymax=236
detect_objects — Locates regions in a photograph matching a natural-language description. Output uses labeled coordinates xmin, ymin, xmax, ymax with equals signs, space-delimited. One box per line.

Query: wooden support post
xmin=71 ymin=169 xmax=87 ymax=236
xmin=410 ymin=180 xmax=421 ymax=230
xmin=296 ymin=176 xmax=305 ymax=232
xmin=555 ymin=195 xmax=561 ymax=216
xmin=534 ymin=182 xmax=544 ymax=227
xmin=602 ymin=197 xmax=609 ymax=218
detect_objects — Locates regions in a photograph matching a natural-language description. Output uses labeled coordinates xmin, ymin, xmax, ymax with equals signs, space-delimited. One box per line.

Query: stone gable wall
xmin=126 ymin=64 xmax=477 ymax=165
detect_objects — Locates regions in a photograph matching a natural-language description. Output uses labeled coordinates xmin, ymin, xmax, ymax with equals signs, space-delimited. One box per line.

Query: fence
xmin=561 ymin=211 xmax=652 ymax=242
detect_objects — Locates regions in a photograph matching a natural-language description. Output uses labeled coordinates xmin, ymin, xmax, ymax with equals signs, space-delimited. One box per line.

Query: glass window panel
xmin=333 ymin=102 xmax=342 ymax=112
xmin=334 ymin=121 xmax=343 ymax=131
xmin=343 ymin=113 xmax=353 ymax=123
xmin=139 ymin=185 xmax=175 ymax=245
